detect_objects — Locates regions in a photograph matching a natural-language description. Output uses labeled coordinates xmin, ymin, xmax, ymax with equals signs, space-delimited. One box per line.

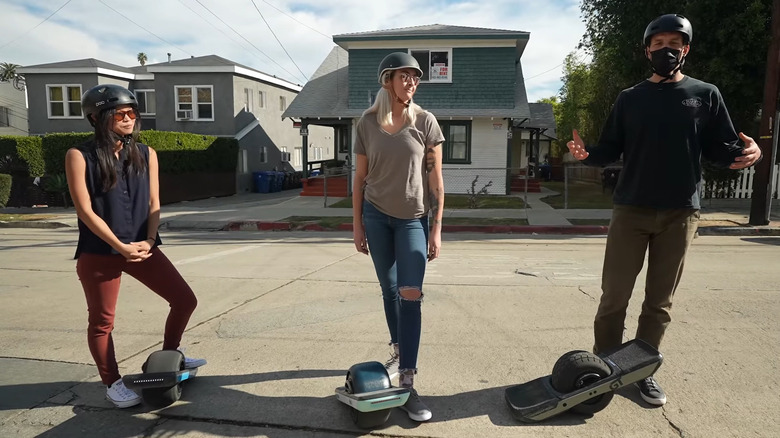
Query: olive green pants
xmin=593 ymin=205 xmax=700 ymax=353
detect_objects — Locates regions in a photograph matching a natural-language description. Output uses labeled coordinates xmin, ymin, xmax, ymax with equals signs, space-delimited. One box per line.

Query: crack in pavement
xmin=663 ymin=408 xmax=686 ymax=437
xmin=578 ymin=286 xmax=597 ymax=300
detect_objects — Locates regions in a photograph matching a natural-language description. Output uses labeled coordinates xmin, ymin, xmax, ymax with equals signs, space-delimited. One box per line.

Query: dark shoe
xmin=636 ymin=376 xmax=667 ymax=406
xmin=401 ymin=387 xmax=432 ymax=422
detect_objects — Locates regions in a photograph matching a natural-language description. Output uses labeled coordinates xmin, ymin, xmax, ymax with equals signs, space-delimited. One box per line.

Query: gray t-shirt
xmin=354 ymin=110 xmax=445 ymax=219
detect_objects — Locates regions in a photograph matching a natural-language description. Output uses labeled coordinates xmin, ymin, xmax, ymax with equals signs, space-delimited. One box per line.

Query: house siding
xmin=25 ymin=74 xmax=132 ymax=135
xmin=0 ymin=83 xmax=28 ymax=135
xmin=348 ymin=47 xmax=516 ymax=111
xmin=152 ymin=72 xmax=234 ymax=136
xmin=442 ymin=118 xmax=508 ymax=194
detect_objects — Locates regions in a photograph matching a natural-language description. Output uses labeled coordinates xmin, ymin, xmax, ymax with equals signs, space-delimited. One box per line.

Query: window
xmin=134 ymin=89 xmax=156 ymax=115
xmin=0 ymin=106 xmax=9 ymax=127
xmin=279 ymin=96 xmax=286 ymax=111
xmin=294 ymin=147 xmax=302 ymax=166
xmin=243 ymin=88 xmax=253 ymax=112
xmin=258 ymin=91 xmax=265 ymax=109
xmin=439 ymin=121 xmax=471 ymax=164
xmin=410 ymin=49 xmax=452 ymax=83
xmin=47 ymin=84 xmax=82 ymax=118
xmin=175 ymin=85 xmax=214 ymax=121
xmin=260 ymin=146 xmax=267 ymax=163
xmin=312 ymin=146 xmax=323 ymax=161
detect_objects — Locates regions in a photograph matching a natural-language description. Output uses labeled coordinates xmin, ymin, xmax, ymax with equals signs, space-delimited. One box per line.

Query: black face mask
xmin=649 ymin=47 xmax=683 ymax=77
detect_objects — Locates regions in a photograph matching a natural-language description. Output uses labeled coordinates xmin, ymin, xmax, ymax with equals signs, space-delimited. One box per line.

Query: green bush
xmin=43 ymin=173 xmax=70 ymax=208
xmin=139 ymin=130 xmax=238 ymax=174
xmin=0 ymin=135 xmax=44 ymax=176
xmin=42 ymin=133 xmax=92 ymax=175
xmin=0 ymin=173 xmax=11 ymax=207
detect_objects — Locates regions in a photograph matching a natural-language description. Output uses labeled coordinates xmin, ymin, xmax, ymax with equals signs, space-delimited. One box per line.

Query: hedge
xmin=0 ymin=131 xmax=238 ymax=176
xmin=0 ymin=173 xmax=11 ymax=207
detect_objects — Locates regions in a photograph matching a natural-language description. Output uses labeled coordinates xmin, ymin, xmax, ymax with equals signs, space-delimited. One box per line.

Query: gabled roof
xmin=17 ymin=58 xmax=136 ymax=79
xmin=283 ymin=47 xmax=349 ymax=119
xmin=527 ymin=103 xmax=557 ymax=130
xmin=283 ymin=45 xmax=531 ymax=121
xmin=146 ymin=55 xmax=302 ymax=91
xmin=17 ymin=55 xmax=302 ymax=92
xmin=334 ymin=24 xmax=529 ymax=42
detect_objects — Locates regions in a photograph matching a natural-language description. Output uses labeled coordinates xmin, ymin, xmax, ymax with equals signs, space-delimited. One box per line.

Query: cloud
xmin=0 ymin=0 xmax=586 ymax=100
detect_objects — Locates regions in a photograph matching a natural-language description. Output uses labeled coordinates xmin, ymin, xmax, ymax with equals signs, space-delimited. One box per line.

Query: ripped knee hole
xmin=399 ymin=287 xmax=423 ymax=301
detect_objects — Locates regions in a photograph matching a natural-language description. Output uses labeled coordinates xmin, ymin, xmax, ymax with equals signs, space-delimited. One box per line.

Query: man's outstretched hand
xmin=567 ymin=129 xmax=589 ymax=161
xmin=730 ymin=132 xmax=762 ymax=170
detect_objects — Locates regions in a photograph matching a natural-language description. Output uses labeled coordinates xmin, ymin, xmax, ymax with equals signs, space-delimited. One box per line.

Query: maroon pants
xmin=76 ymin=249 xmax=197 ymax=385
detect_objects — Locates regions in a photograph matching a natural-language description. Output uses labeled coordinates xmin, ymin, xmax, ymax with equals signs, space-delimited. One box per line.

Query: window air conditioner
xmin=177 ymin=110 xmax=193 ymax=120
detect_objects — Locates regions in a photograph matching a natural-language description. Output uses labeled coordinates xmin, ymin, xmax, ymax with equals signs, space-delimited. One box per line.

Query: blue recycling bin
xmin=252 ymin=171 xmax=272 ymax=193
xmin=265 ymin=171 xmax=277 ymax=192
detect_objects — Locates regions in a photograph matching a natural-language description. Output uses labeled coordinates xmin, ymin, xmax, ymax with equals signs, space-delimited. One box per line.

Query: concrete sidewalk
xmin=2 ymin=188 xmax=779 ymax=235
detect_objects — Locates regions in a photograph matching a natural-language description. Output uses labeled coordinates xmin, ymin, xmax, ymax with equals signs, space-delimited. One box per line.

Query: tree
xmin=0 ymin=62 xmax=25 ymax=91
xmin=137 ymin=52 xmax=148 ymax=66
xmin=574 ymin=0 xmax=772 ymax=136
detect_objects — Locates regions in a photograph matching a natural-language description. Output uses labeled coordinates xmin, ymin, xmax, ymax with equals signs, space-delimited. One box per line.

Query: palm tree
xmin=137 ymin=52 xmax=148 ymax=66
xmin=0 ymin=62 xmax=20 ymax=82
xmin=0 ymin=62 xmax=25 ymax=91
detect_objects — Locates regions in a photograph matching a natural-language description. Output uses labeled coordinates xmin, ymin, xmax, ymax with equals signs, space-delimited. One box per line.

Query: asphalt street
xmin=1 ymin=228 xmax=778 ymax=437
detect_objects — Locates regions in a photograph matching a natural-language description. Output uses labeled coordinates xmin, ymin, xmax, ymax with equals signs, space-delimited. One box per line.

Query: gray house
xmin=0 ymin=82 xmax=29 ymax=136
xmin=283 ymin=24 xmax=556 ymax=195
xmin=18 ymin=55 xmax=330 ymax=193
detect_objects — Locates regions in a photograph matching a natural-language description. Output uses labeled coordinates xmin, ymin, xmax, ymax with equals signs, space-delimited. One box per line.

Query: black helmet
xmin=81 ymin=84 xmax=137 ymax=125
xmin=377 ymin=52 xmax=423 ymax=85
xmin=643 ymin=14 xmax=693 ymax=47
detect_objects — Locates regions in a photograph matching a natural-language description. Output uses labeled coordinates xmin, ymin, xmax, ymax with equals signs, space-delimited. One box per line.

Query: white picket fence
xmin=703 ymin=164 xmax=780 ymax=199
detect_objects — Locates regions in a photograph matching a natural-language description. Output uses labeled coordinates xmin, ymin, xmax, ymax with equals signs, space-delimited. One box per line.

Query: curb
xmin=0 ymin=220 xmax=71 ymax=229
xmin=224 ymin=221 xmax=611 ymax=235
xmin=697 ymin=226 xmax=780 ymax=236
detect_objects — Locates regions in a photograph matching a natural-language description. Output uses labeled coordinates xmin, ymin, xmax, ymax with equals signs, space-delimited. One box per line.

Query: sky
xmin=0 ymin=0 xmax=587 ymax=102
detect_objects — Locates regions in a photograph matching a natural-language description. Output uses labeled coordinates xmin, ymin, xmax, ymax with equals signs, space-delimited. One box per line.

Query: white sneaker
xmin=383 ymin=343 xmax=400 ymax=380
xmin=106 ymin=378 xmax=141 ymax=408
xmin=178 ymin=348 xmax=207 ymax=369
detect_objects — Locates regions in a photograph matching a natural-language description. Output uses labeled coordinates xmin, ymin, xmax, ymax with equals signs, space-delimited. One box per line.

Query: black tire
xmin=141 ymin=350 xmax=184 ymax=408
xmin=345 ymin=362 xmax=392 ymax=429
xmin=551 ymin=350 xmax=614 ymax=415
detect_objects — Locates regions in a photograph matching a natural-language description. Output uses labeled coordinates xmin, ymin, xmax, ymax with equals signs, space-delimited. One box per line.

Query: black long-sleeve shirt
xmin=583 ymin=76 xmax=743 ymax=209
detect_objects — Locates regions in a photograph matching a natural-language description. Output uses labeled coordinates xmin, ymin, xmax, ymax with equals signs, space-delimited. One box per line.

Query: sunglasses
xmin=113 ymin=110 xmax=137 ymax=122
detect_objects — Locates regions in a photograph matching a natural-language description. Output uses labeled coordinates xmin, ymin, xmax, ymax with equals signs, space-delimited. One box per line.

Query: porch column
xmin=301 ymin=121 xmax=309 ymax=177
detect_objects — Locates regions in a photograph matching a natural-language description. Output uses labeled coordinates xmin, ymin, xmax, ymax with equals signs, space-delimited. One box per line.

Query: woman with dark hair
xmin=65 ymin=84 xmax=205 ymax=408
xmin=352 ymin=52 xmax=445 ymax=422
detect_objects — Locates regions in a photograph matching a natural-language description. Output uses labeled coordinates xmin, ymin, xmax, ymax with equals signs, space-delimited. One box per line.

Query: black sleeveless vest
xmin=74 ymin=140 xmax=161 ymax=258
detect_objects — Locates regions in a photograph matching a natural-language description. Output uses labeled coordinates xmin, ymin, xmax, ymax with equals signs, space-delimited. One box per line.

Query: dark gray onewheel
xmin=345 ymin=362 xmax=393 ymax=429
xmin=551 ymin=350 xmax=614 ymax=415
xmin=142 ymin=350 xmax=185 ymax=408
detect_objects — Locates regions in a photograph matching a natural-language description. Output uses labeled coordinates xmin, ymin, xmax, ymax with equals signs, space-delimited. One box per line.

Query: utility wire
xmin=525 ymin=51 xmax=586 ymax=82
xmin=250 ymin=0 xmax=307 ymax=81
xmin=193 ymin=0 xmax=305 ymax=83
xmin=0 ymin=0 xmax=74 ymax=50
xmin=177 ymin=0 xmax=259 ymax=59
xmin=98 ymin=0 xmax=193 ymax=57
xmin=260 ymin=0 xmax=332 ymax=40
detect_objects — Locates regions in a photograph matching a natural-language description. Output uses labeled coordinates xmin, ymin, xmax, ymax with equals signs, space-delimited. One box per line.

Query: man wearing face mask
xmin=566 ymin=13 xmax=762 ymax=407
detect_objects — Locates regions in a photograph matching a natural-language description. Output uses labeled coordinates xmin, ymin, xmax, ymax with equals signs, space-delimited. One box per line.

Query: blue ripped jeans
xmin=362 ymin=200 xmax=428 ymax=371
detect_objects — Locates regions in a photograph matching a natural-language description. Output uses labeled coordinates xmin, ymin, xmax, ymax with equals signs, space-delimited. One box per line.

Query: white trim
xmin=174 ymin=85 xmax=215 ymax=121
xmin=339 ymin=39 xmax=518 ymax=50
xmin=235 ymin=118 xmax=260 ymax=140
xmin=133 ymin=88 xmax=156 ymax=116
xmin=46 ymin=84 xmax=83 ymax=119
xmin=410 ymin=48 xmax=453 ymax=84
xmin=147 ymin=65 xmax=302 ymax=92
xmin=20 ymin=67 xmax=135 ymax=80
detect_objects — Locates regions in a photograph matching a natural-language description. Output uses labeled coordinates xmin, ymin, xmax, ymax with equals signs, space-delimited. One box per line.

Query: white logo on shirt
xmin=682 ymin=98 xmax=702 ymax=107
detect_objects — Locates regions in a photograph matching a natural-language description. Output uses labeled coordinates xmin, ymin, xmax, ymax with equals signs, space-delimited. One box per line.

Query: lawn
xmin=329 ymin=194 xmax=525 ymax=209
xmin=540 ymin=181 xmax=615 ymax=209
